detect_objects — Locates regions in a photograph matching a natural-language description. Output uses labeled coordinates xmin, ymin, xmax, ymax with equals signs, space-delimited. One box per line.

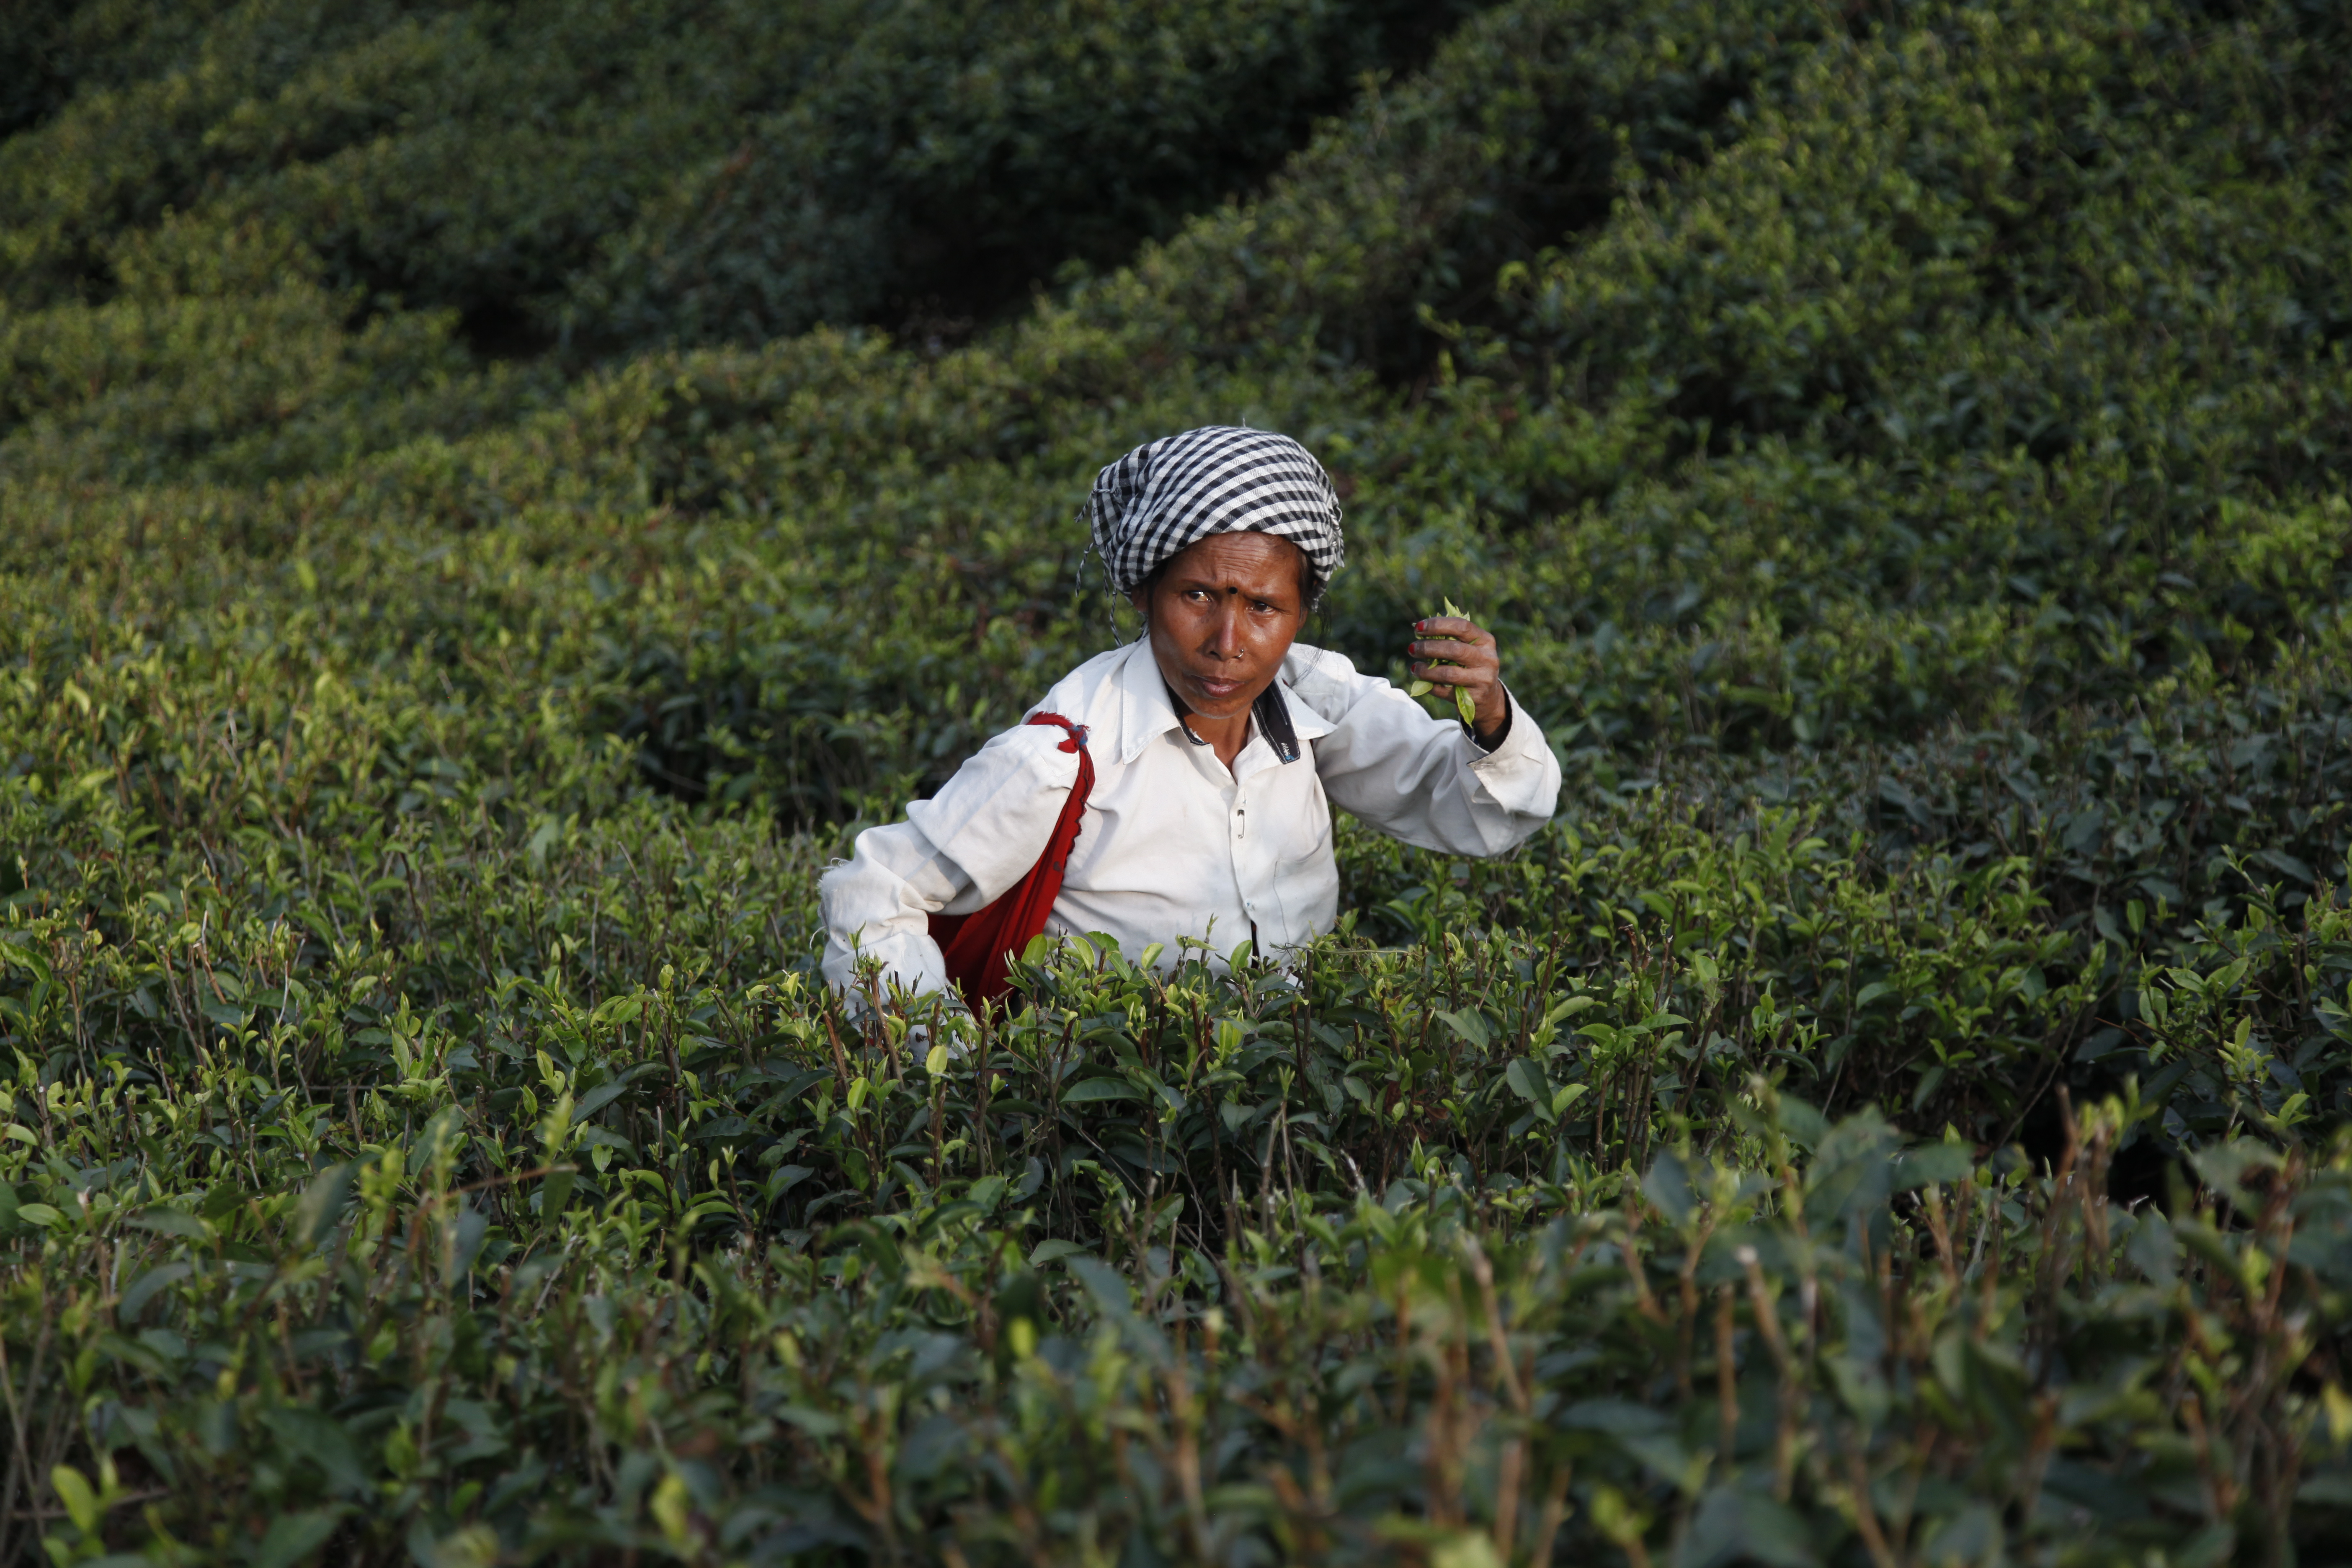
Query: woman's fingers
xmin=1408 ymin=618 xmax=1508 ymax=737
xmin=1411 ymin=615 xmax=1490 ymax=648
xmin=1409 ymin=657 xmax=1496 ymax=684
xmin=1408 ymin=617 xmax=1499 ymax=684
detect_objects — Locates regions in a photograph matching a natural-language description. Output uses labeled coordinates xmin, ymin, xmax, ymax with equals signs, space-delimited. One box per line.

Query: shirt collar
xmin=1108 ymin=637 xmax=1335 ymax=766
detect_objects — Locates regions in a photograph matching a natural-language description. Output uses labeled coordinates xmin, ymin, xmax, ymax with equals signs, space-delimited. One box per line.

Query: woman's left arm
xmin=1290 ymin=639 xmax=1560 ymax=857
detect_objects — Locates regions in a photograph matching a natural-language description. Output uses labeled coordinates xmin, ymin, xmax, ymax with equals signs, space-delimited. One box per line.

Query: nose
xmin=1205 ymin=598 xmax=1245 ymax=660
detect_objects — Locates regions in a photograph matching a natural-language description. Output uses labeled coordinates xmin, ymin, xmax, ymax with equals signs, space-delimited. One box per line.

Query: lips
xmin=1190 ymin=675 xmax=1245 ymax=699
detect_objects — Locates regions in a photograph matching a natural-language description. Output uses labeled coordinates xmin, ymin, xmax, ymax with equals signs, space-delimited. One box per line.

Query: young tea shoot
xmin=1408 ymin=596 xmax=1481 ymax=725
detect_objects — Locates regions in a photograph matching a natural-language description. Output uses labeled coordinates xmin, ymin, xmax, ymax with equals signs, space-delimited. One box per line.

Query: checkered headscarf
xmin=1087 ymin=426 xmax=1345 ymax=604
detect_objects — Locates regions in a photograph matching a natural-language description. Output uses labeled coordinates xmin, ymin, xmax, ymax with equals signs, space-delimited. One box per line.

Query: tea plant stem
xmin=1715 ymin=1284 xmax=1739 ymax=1468
xmin=1738 ymin=1244 xmax=1800 ymax=1503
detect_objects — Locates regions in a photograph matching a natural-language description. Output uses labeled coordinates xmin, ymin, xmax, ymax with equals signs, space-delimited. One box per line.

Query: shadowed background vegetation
xmin=5 ymin=0 xmax=2352 ymax=1563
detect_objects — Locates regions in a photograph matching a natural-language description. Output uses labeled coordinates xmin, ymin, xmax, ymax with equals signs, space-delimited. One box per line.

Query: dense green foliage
xmin=0 ymin=0 xmax=1480 ymax=378
xmin=5 ymin=0 xmax=2352 ymax=1562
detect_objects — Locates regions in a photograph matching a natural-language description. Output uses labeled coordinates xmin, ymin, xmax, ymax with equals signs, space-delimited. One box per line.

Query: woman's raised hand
xmin=1408 ymin=615 xmax=1509 ymax=740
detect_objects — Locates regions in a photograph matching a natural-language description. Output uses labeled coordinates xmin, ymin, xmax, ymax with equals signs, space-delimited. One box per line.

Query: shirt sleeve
xmin=818 ymin=722 xmax=1082 ymax=996
xmin=1287 ymin=648 xmax=1560 ymax=857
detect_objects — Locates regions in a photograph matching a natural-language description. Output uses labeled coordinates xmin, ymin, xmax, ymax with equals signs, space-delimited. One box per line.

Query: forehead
xmin=1159 ymin=531 xmax=1305 ymax=586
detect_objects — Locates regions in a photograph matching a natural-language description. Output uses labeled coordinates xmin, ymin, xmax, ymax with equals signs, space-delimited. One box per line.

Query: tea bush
xmin=0 ymin=0 xmax=1486 ymax=355
xmin=5 ymin=0 xmax=2352 ymax=1561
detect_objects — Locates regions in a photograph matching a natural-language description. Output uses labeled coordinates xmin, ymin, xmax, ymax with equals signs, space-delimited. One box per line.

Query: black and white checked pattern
xmin=1086 ymin=426 xmax=1345 ymax=603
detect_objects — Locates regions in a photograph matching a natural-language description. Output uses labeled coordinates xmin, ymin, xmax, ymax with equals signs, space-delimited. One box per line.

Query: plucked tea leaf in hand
xmin=1410 ymin=598 xmax=1483 ymax=725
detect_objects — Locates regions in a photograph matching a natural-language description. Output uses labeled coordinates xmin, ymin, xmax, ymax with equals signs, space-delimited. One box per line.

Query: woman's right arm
xmin=819 ymin=819 xmax=966 ymax=997
xmin=818 ymin=722 xmax=1084 ymax=998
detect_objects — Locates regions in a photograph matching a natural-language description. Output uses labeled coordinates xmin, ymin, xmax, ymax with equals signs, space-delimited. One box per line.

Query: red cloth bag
xmin=926 ymin=712 xmax=1094 ymax=1009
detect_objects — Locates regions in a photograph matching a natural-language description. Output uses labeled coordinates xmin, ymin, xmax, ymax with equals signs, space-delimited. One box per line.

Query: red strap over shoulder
xmin=926 ymin=712 xmax=1094 ymax=1010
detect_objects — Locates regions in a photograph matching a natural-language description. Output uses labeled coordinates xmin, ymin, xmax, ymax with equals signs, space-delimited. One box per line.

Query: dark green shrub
xmin=6 ymin=0 xmax=2352 ymax=1559
xmin=0 ymin=0 xmax=1494 ymax=359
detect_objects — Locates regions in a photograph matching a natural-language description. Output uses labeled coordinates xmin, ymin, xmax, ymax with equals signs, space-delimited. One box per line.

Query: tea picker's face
xmin=1132 ymin=532 xmax=1310 ymax=721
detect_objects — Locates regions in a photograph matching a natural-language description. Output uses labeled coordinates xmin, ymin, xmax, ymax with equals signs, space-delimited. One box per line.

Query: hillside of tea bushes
xmin=6 ymin=0 xmax=2352 ymax=1562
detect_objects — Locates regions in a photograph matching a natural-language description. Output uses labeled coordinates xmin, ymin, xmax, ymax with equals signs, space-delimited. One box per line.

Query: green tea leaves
xmin=1411 ymin=596 xmax=1482 ymax=726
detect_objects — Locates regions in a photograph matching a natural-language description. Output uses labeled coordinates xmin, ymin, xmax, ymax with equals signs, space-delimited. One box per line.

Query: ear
xmin=1127 ymin=587 xmax=1152 ymax=627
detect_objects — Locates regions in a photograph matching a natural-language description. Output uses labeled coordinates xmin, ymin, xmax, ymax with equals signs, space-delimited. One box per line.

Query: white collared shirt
xmin=818 ymin=637 xmax=1561 ymax=995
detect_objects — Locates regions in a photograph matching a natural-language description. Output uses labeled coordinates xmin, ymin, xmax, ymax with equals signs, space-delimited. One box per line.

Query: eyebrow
xmin=1173 ymin=575 xmax=1293 ymax=598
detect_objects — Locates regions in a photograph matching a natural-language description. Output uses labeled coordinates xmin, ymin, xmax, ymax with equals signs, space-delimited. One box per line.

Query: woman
xmin=820 ymin=425 xmax=1559 ymax=998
